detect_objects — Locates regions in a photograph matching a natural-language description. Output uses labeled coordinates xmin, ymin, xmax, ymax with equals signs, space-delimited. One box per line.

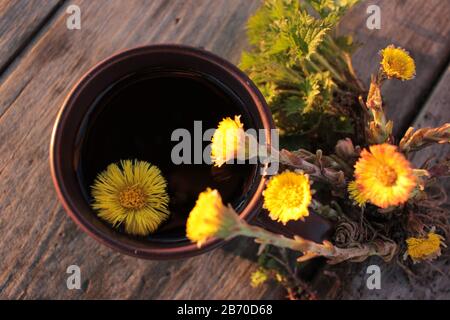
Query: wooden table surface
xmin=0 ymin=0 xmax=449 ymax=299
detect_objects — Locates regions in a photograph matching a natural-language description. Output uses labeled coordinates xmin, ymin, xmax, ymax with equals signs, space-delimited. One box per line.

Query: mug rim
xmin=50 ymin=44 xmax=274 ymax=260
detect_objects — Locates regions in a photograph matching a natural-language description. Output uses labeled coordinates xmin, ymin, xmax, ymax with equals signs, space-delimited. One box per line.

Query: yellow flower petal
xmin=186 ymin=188 xmax=239 ymax=247
xmin=91 ymin=160 xmax=170 ymax=236
xmin=406 ymin=232 xmax=445 ymax=263
xmin=250 ymin=268 xmax=269 ymax=288
xmin=380 ymin=45 xmax=416 ymax=81
xmin=211 ymin=115 xmax=246 ymax=167
xmin=263 ymin=171 xmax=312 ymax=224
xmin=354 ymin=144 xmax=416 ymax=208
xmin=348 ymin=181 xmax=367 ymax=207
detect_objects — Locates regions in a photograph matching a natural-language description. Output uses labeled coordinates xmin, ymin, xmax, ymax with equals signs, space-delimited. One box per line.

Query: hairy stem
xmin=234 ymin=219 xmax=397 ymax=264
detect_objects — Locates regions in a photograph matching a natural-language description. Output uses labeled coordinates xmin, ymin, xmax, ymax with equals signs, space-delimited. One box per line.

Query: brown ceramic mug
xmin=50 ymin=45 xmax=274 ymax=260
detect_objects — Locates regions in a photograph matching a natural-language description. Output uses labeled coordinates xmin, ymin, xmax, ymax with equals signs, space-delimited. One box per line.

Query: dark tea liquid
xmin=76 ymin=69 xmax=257 ymax=242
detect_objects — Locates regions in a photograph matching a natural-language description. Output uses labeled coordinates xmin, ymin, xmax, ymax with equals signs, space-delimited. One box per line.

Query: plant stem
xmin=311 ymin=199 xmax=339 ymax=220
xmin=313 ymin=52 xmax=345 ymax=84
xmin=343 ymin=52 xmax=365 ymax=91
xmin=233 ymin=219 xmax=397 ymax=264
xmin=238 ymin=222 xmax=333 ymax=256
xmin=276 ymin=149 xmax=346 ymax=187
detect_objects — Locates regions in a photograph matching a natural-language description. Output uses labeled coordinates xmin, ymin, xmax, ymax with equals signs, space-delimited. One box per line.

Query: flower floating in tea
xmin=380 ymin=45 xmax=416 ymax=81
xmin=352 ymin=144 xmax=416 ymax=209
xmin=406 ymin=231 xmax=445 ymax=263
xmin=91 ymin=160 xmax=170 ymax=236
xmin=186 ymin=188 xmax=239 ymax=247
xmin=211 ymin=115 xmax=254 ymax=167
xmin=211 ymin=115 xmax=245 ymax=167
xmin=263 ymin=171 xmax=312 ymax=224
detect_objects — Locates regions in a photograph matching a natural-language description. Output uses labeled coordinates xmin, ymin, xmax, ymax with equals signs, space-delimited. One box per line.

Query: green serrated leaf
xmin=240 ymin=0 xmax=360 ymax=142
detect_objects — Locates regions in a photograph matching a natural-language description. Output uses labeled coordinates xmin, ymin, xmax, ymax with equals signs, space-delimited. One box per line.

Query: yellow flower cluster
xmin=186 ymin=116 xmax=316 ymax=247
xmin=186 ymin=171 xmax=313 ymax=247
xmin=91 ymin=160 xmax=170 ymax=236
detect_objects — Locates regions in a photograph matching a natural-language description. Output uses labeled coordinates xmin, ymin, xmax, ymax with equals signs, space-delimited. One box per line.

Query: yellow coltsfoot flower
xmin=186 ymin=188 xmax=240 ymax=247
xmin=353 ymin=144 xmax=416 ymax=209
xmin=250 ymin=268 xmax=269 ymax=288
xmin=406 ymin=232 xmax=445 ymax=263
xmin=211 ymin=115 xmax=253 ymax=167
xmin=380 ymin=45 xmax=416 ymax=81
xmin=263 ymin=171 xmax=312 ymax=224
xmin=91 ymin=160 xmax=170 ymax=236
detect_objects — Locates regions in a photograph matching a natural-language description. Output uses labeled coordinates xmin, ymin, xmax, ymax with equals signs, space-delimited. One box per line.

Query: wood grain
xmin=0 ymin=0 xmax=63 ymax=76
xmin=0 ymin=0 xmax=449 ymax=299
xmin=0 ymin=0 xmax=283 ymax=300
xmin=339 ymin=0 xmax=450 ymax=137
xmin=408 ymin=64 xmax=450 ymax=167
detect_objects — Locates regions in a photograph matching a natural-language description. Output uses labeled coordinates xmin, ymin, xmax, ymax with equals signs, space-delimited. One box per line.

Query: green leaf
xmin=299 ymin=76 xmax=321 ymax=113
xmin=240 ymin=0 xmax=360 ymax=143
xmin=284 ymin=96 xmax=305 ymax=116
xmin=269 ymin=34 xmax=291 ymax=55
xmin=305 ymin=0 xmax=359 ymax=18
xmin=294 ymin=20 xmax=331 ymax=60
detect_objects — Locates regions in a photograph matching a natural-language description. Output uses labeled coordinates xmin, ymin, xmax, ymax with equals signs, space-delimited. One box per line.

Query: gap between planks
xmin=0 ymin=0 xmax=68 ymax=83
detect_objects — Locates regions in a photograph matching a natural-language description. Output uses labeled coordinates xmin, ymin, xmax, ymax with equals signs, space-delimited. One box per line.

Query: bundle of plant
xmin=240 ymin=0 xmax=365 ymax=150
xmin=185 ymin=43 xmax=449 ymax=298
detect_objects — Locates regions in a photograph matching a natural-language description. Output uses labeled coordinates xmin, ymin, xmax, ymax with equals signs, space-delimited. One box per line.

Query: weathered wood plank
xmin=339 ymin=0 xmax=450 ymax=137
xmin=0 ymin=0 xmax=64 ymax=76
xmin=0 ymin=0 xmax=283 ymax=299
xmin=408 ymin=64 xmax=450 ymax=167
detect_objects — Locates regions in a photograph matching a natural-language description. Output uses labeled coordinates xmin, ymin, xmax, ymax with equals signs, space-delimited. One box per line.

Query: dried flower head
xmin=186 ymin=188 xmax=239 ymax=247
xmin=250 ymin=268 xmax=269 ymax=288
xmin=335 ymin=138 xmax=357 ymax=160
xmin=380 ymin=45 xmax=416 ymax=81
xmin=353 ymin=144 xmax=416 ymax=208
xmin=211 ymin=115 xmax=246 ymax=167
xmin=400 ymin=124 xmax=450 ymax=153
xmin=366 ymin=80 xmax=382 ymax=110
xmin=406 ymin=232 xmax=445 ymax=263
xmin=91 ymin=160 xmax=170 ymax=236
xmin=263 ymin=171 xmax=312 ymax=224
